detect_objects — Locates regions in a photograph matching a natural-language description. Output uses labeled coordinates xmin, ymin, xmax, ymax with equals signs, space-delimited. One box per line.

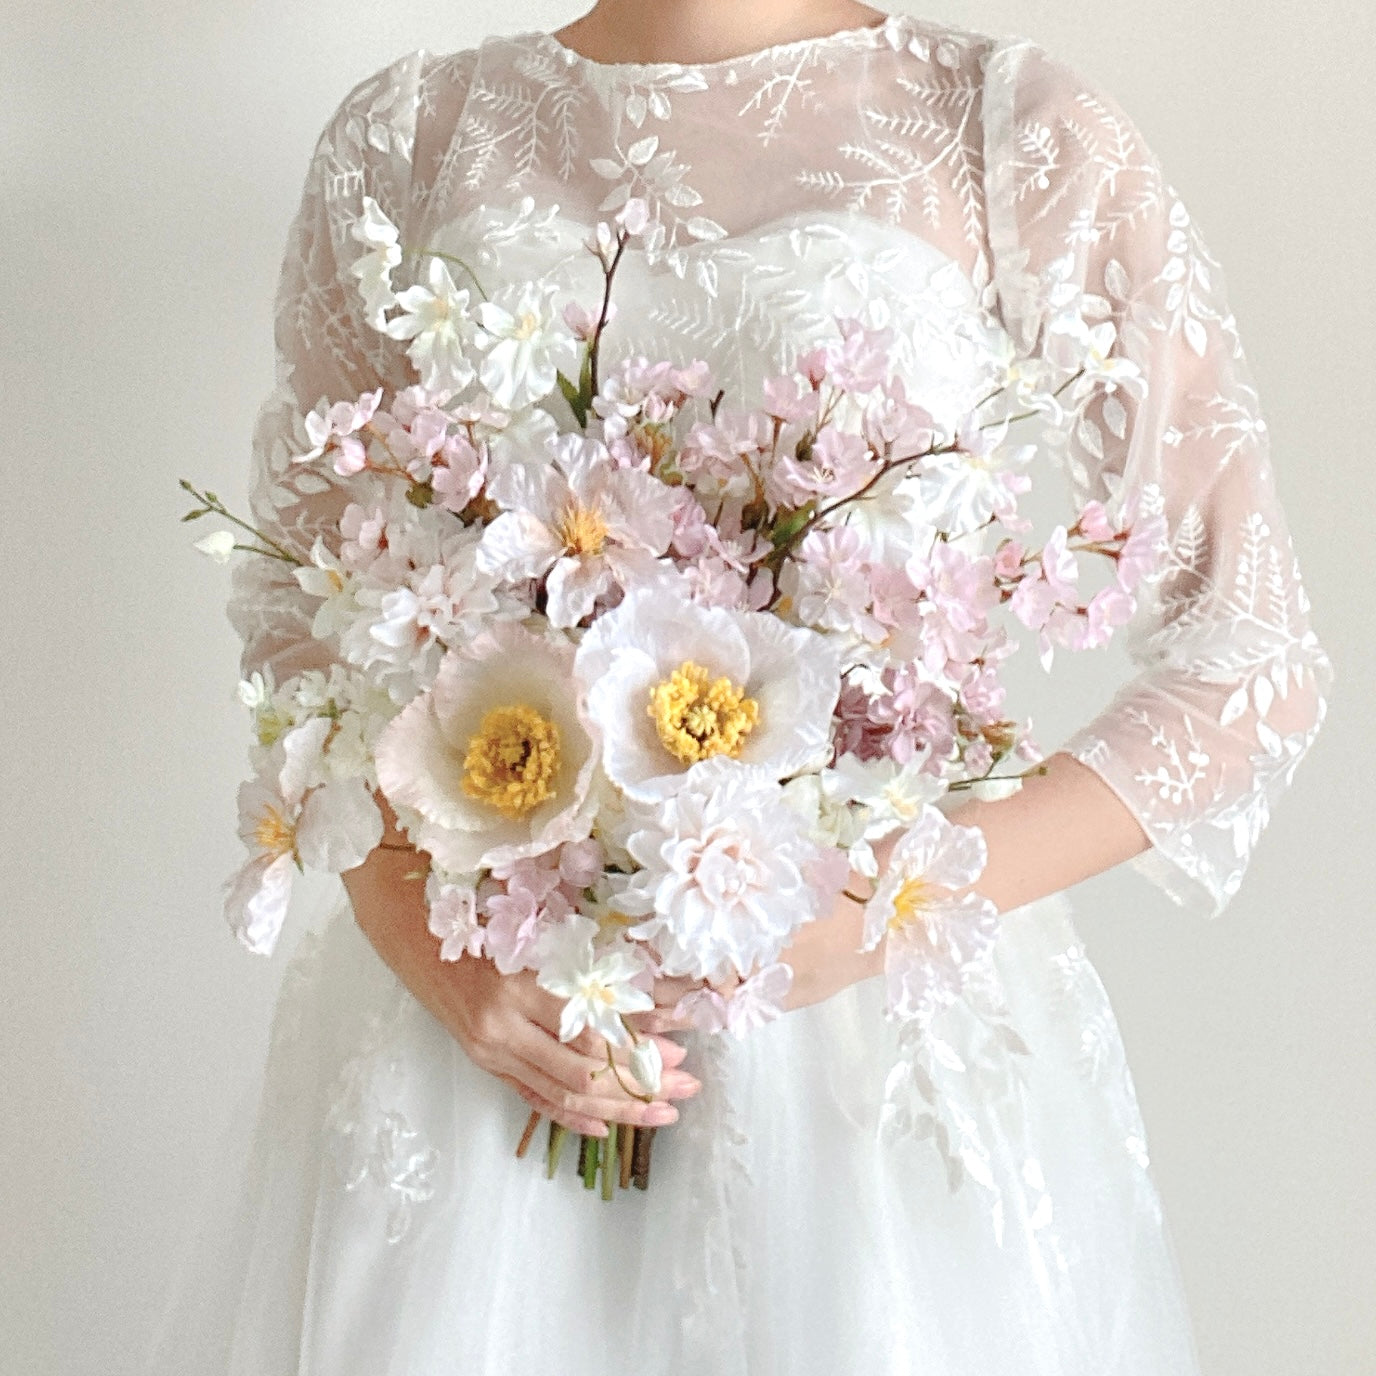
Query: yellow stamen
xmin=462 ymin=703 xmax=562 ymax=819
xmin=252 ymin=804 xmax=296 ymax=859
xmin=648 ymin=660 xmax=760 ymax=764
xmin=557 ymin=501 xmax=608 ymax=556
xmin=887 ymin=874 xmax=938 ymax=935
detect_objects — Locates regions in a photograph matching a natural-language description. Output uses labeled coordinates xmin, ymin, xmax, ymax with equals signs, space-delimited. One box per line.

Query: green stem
xmin=231 ymin=541 xmax=296 ymax=563
xmin=602 ymin=1122 xmax=618 ymax=1201
xmin=400 ymin=245 xmax=489 ymax=301
xmin=947 ymin=761 xmax=1051 ymax=791
xmin=547 ymin=1122 xmax=568 ymax=1179
xmin=179 ymin=480 xmax=303 ymax=566
xmin=604 ymin=1042 xmax=653 ymax=1104
xmin=581 ymin=1133 xmax=599 ymax=1190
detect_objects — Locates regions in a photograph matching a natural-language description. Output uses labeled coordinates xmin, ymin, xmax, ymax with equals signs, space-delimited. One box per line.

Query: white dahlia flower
xmin=373 ymin=621 xmax=600 ymax=873
xmin=573 ymin=588 xmax=843 ymax=804
xmin=614 ymin=756 xmax=825 ymax=984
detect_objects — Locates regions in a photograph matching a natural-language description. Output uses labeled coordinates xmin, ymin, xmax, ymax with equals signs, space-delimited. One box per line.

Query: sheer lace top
xmin=227 ymin=9 xmax=1332 ymax=918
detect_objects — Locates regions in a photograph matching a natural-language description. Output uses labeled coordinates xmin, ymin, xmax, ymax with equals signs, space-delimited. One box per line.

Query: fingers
xmin=511 ymin=1054 xmax=684 ymax=1130
xmin=498 ymin=1073 xmax=608 ymax=1138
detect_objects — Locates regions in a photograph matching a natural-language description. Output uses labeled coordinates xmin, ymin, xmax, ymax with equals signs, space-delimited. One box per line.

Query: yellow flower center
xmin=557 ymin=501 xmax=608 ymax=556
xmin=648 ymin=660 xmax=760 ymax=765
xmin=252 ymin=804 xmax=297 ymax=859
xmin=513 ymin=310 xmax=541 ymax=340
xmin=887 ymin=874 xmax=938 ymax=935
xmin=462 ymin=703 xmax=562 ymax=819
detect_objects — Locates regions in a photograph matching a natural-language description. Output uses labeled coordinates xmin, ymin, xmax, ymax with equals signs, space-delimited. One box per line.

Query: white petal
xmin=223 ymin=851 xmax=295 ymax=956
xmin=629 ymin=1039 xmax=663 ymax=1095
xmin=296 ymin=779 xmax=384 ymax=872
xmin=193 ymin=530 xmax=236 ymax=563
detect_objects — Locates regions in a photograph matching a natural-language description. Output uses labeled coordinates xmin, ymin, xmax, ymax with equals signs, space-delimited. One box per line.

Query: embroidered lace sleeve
xmin=982 ymin=39 xmax=1334 ymax=916
xmin=225 ymin=49 xmax=464 ymax=686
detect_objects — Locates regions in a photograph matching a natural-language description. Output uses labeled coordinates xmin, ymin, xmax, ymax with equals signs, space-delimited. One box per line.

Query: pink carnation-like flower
xmin=298 ymin=389 xmax=383 ymax=475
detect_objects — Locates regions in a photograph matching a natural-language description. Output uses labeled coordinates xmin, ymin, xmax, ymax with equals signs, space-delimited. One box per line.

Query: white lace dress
xmin=145 ymin=12 xmax=1332 ymax=1375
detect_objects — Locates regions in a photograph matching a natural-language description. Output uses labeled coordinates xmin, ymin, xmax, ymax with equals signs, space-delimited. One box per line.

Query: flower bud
xmin=630 ymin=1039 xmax=663 ymax=1096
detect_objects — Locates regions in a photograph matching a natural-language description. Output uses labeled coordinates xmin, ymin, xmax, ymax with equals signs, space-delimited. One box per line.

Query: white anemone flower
xmin=573 ymin=587 xmax=843 ymax=804
xmin=348 ymin=195 xmax=402 ymax=330
xmin=535 ymin=915 xmax=654 ymax=1047
xmin=373 ymin=620 xmax=600 ymax=874
xmin=614 ymin=756 xmax=824 ymax=984
xmin=472 ymin=281 xmax=580 ymax=410
xmin=477 ymin=434 xmax=682 ymax=627
xmin=382 ymin=256 xmax=477 ymax=397
xmin=861 ymin=803 xmax=1000 ymax=1026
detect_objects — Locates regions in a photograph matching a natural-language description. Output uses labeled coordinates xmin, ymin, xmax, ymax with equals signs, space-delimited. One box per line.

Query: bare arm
xmin=714 ymin=751 xmax=1152 ymax=1016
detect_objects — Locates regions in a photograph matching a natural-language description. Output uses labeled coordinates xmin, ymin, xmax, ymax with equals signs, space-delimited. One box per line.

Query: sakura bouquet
xmin=184 ymin=194 xmax=1166 ymax=1198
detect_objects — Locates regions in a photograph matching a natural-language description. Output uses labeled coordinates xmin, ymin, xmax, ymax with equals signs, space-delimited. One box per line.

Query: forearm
xmin=870 ymin=750 xmax=1152 ymax=917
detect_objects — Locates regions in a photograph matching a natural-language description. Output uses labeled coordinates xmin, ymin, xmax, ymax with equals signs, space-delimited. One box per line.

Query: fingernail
xmin=645 ymin=1104 xmax=679 ymax=1125
xmin=663 ymin=1072 xmax=700 ymax=1096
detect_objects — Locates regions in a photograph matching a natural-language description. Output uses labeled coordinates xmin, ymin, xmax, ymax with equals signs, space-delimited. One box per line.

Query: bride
xmin=147 ymin=2 xmax=1331 ymax=1372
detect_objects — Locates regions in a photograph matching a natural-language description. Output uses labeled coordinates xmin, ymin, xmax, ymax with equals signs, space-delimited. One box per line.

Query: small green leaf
xmin=770 ymin=503 xmax=814 ymax=549
xmin=557 ymin=370 xmax=588 ymax=428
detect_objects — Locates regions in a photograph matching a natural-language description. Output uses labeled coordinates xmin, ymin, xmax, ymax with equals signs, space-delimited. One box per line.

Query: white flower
xmin=829 ymin=751 xmax=948 ymax=832
xmin=968 ymin=775 xmax=1024 ymax=802
xmin=477 ymin=433 xmax=682 ymax=627
xmin=348 ymin=195 xmax=403 ymax=330
xmin=235 ymin=670 xmax=272 ymax=711
xmin=224 ymin=719 xmax=382 ymax=955
xmin=382 ymin=256 xmax=476 ymax=396
xmin=425 ymin=871 xmax=485 ymax=962
xmin=294 ymin=536 xmax=359 ymax=641
xmin=861 ymin=803 xmax=999 ymax=1026
xmin=472 ymin=281 xmax=580 ymax=410
xmin=615 ymin=756 xmax=824 ymax=984
xmin=721 ymin=962 xmax=793 ymax=1038
xmin=573 ymin=587 xmax=843 ymax=804
xmin=536 ymin=915 xmax=654 ymax=1047
xmin=917 ymin=414 xmax=1034 ymax=536
xmin=629 ymin=1038 xmax=663 ymax=1094
xmin=193 ymin=530 xmax=236 ymax=563
xmin=373 ymin=620 xmax=601 ymax=874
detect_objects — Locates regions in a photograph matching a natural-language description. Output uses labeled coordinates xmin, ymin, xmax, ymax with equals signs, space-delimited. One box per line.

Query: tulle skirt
xmin=142 ymin=886 xmax=1203 ymax=1375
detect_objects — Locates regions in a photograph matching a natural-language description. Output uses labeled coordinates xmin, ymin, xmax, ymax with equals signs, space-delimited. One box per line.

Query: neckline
xmin=527 ymin=10 xmax=905 ymax=78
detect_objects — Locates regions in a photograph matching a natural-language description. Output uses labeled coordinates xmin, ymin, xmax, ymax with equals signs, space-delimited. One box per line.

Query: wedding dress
xmin=144 ymin=11 xmax=1332 ymax=1374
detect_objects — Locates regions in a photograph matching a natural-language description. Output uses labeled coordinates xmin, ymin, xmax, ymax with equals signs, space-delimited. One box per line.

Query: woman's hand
xmin=341 ymin=841 xmax=700 ymax=1139
xmin=628 ymin=885 xmax=887 ymax=1034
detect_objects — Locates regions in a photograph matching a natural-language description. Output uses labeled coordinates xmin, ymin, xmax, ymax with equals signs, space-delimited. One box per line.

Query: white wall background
xmin=2 ymin=2 xmax=1372 ymax=1372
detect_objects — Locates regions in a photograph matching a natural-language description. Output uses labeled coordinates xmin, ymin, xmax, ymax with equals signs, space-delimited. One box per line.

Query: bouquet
xmin=184 ymin=193 xmax=1166 ymax=1199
